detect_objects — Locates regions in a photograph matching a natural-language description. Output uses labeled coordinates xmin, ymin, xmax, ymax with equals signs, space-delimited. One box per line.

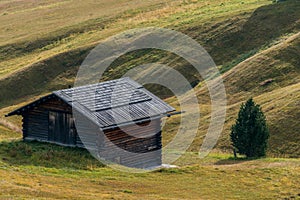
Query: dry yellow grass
xmin=161 ymin=31 xmax=300 ymax=157
xmin=0 ymin=0 xmax=174 ymax=45
xmin=0 ymin=127 xmax=299 ymax=200
xmin=0 ymin=1 xmax=300 ymax=198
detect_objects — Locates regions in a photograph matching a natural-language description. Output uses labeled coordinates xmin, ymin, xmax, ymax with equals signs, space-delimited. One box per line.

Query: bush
xmin=230 ymin=98 xmax=269 ymax=158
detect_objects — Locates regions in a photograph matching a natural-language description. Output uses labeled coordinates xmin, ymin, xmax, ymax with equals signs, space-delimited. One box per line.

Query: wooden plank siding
xmin=73 ymin=112 xmax=162 ymax=168
xmin=21 ymin=97 xmax=162 ymax=168
xmin=101 ymin=119 xmax=162 ymax=168
xmin=22 ymin=97 xmax=75 ymax=146
xmin=7 ymin=78 xmax=174 ymax=168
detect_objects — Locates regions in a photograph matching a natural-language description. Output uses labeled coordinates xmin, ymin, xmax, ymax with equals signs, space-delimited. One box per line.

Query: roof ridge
xmin=6 ymin=78 xmax=175 ymax=129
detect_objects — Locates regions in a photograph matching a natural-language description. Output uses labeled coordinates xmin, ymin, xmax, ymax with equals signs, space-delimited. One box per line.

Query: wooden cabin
xmin=6 ymin=77 xmax=175 ymax=168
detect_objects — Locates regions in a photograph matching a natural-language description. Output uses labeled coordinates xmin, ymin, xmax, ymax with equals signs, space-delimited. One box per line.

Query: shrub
xmin=230 ymin=98 xmax=269 ymax=158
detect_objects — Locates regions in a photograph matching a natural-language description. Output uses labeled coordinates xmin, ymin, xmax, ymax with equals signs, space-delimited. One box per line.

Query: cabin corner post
xmin=158 ymin=119 xmax=163 ymax=166
xmin=21 ymin=113 xmax=28 ymax=140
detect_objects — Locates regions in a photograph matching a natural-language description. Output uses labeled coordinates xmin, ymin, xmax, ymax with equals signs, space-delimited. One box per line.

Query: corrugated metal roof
xmin=7 ymin=77 xmax=175 ymax=129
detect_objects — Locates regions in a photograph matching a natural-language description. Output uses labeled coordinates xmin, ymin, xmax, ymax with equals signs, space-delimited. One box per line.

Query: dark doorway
xmin=48 ymin=111 xmax=76 ymax=145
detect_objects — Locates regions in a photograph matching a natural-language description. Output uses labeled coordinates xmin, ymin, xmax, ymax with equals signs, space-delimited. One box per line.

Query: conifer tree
xmin=230 ymin=98 xmax=269 ymax=158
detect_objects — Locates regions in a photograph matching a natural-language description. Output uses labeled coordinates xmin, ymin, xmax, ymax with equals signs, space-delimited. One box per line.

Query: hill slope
xmin=163 ymin=31 xmax=300 ymax=157
xmin=0 ymin=0 xmax=299 ymax=157
xmin=0 ymin=1 xmax=300 ymax=199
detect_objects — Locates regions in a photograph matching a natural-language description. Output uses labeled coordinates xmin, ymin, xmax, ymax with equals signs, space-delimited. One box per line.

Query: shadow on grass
xmin=0 ymin=139 xmax=104 ymax=170
xmin=214 ymin=156 xmax=260 ymax=165
xmin=207 ymin=0 xmax=300 ymax=66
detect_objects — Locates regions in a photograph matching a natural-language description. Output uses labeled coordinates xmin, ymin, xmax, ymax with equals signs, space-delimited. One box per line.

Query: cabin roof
xmin=6 ymin=77 xmax=175 ymax=129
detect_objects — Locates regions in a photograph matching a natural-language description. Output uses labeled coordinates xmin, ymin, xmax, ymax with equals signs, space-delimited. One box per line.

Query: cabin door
xmin=48 ymin=111 xmax=76 ymax=145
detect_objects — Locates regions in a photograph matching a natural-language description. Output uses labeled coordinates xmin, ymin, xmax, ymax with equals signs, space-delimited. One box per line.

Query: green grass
xmin=173 ymin=31 xmax=300 ymax=157
xmin=218 ymin=49 xmax=259 ymax=74
xmin=0 ymin=0 xmax=300 ymax=198
xmin=0 ymin=140 xmax=104 ymax=170
xmin=0 ymin=0 xmax=273 ymax=80
xmin=0 ymin=0 xmax=299 ymax=157
xmin=0 ymin=0 xmax=172 ymax=46
xmin=2 ymin=0 xmax=298 ymax=77
xmin=0 ymin=129 xmax=299 ymax=199
xmin=1 ymin=0 xmax=299 ymax=107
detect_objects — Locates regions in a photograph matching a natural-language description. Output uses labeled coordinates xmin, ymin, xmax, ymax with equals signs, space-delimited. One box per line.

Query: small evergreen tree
xmin=230 ymin=98 xmax=269 ymax=158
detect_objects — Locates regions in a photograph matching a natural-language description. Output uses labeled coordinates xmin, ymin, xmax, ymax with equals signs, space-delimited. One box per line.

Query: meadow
xmin=0 ymin=127 xmax=299 ymax=199
xmin=0 ymin=0 xmax=300 ymax=199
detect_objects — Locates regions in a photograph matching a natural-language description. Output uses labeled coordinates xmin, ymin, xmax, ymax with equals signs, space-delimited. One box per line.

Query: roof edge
xmin=5 ymin=94 xmax=55 ymax=117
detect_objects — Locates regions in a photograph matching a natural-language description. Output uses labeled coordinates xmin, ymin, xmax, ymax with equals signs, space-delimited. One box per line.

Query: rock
xmin=260 ymin=79 xmax=274 ymax=86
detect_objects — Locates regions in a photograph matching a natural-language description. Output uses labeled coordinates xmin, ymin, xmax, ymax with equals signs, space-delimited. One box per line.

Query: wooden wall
xmin=22 ymin=97 xmax=77 ymax=146
xmin=102 ymin=119 xmax=162 ymax=168
xmin=75 ymin=113 xmax=162 ymax=168
xmin=22 ymin=97 xmax=163 ymax=168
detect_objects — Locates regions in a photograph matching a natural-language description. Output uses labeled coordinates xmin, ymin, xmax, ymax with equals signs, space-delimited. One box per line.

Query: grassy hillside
xmin=0 ymin=0 xmax=300 ymax=199
xmin=0 ymin=0 xmax=274 ymax=103
xmin=179 ymin=32 xmax=300 ymax=157
xmin=0 ymin=0 xmax=172 ymax=46
xmin=1 ymin=0 xmax=299 ymax=104
xmin=0 ymin=0 xmax=299 ymax=156
xmin=0 ymin=128 xmax=300 ymax=199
